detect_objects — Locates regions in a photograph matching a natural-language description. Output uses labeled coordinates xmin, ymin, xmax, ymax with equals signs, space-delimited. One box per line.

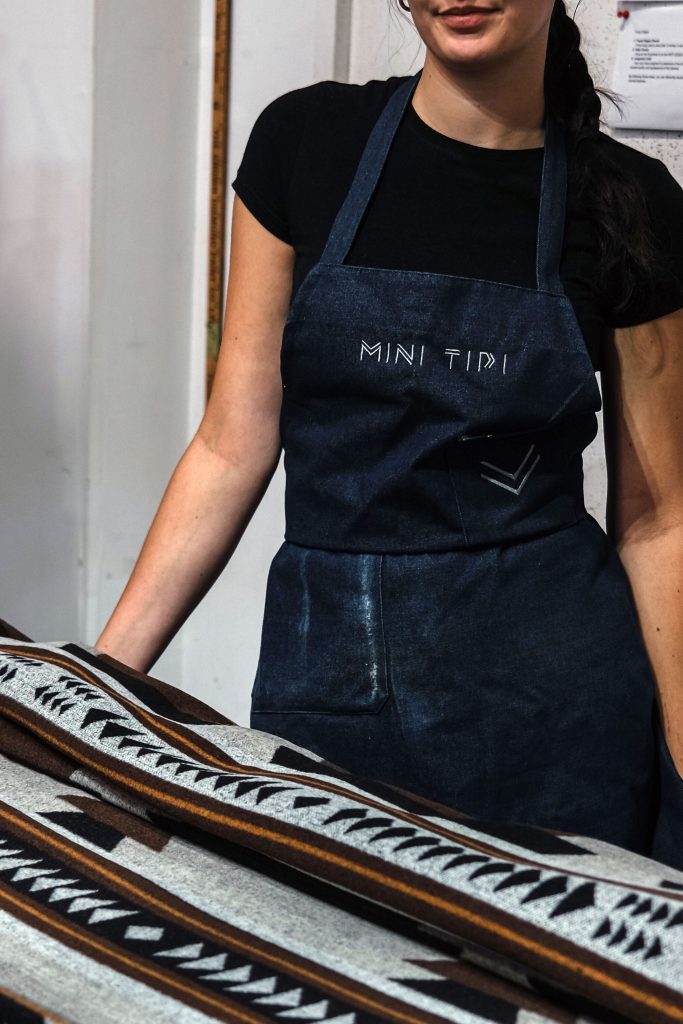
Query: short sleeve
xmin=231 ymin=85 xmax=321 ymax=245
xmin=605 ymin=158 xmax=683 ymax=328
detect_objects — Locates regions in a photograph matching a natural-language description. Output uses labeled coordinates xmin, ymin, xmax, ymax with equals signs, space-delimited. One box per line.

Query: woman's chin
xmin=432 ymin=41 xmax=504 ymax=70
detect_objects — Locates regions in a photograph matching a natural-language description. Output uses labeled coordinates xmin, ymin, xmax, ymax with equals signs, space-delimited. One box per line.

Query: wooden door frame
xmin=206 ymin=0 xmax=231 ymax=398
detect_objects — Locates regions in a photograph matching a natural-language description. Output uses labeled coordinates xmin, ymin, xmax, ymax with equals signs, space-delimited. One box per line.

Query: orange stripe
xmin=0 ymin=804 xmax=438 ymax=1024
xmin=1 ymin=707 xmax=681 ymax=1023
xmin=0 ymin=883 xmax=266 ymax=1024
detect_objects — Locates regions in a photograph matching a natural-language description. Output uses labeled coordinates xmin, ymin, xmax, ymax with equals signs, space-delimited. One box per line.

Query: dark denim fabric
xmin=252 ymin=524 xmax=659 ymax=854
xmin=251 ymin=72 xmax=683 ymax=866
xmin=652 ymin=717 xmax=683 ymax=868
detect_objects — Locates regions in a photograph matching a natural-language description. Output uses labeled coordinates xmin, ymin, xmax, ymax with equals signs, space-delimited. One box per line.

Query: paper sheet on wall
xmin=609 ymin=1 xmax=683 ymax=130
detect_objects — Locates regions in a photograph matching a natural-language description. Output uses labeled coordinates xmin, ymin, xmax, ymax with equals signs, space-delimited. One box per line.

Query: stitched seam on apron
xmin=310 ymin=261 xmax=566 ymax=298
xmin=546 ymin=378 xmax=592 ymax=425
xmin=377 ymin=554 xmax=390 ymax=703
xmin=444 ymin=454 xmax=470 ymax=546
xmin=376 ymin=555 xmax=424 ymax=783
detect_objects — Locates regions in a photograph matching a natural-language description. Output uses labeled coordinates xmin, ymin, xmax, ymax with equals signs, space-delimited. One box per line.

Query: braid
xmin=545 ymin=0 xmax=665 ymax=312
xmin=395 ymin=0 xmax=669 ymax=314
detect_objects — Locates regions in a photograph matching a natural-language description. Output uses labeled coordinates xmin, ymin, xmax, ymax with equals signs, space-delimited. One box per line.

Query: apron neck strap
xmin=534 ymin=113 xmax=567 ymax=294
xmin=320 ymin=70 xmax=568 ymax=295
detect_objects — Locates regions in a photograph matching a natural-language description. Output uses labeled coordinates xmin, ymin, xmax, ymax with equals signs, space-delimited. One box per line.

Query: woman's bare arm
xmin=602 ymin=306 xmax=683 ymax=769
xmin=95 ymin=197 xmax=295 ymax=672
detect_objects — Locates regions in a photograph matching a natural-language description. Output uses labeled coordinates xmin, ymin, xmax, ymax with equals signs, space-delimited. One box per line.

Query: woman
xmin=96 ymin=1 xmax=683 ymax=866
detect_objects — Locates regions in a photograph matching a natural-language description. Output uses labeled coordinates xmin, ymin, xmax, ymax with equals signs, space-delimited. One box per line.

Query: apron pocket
xmin=251 ymin=543 xmax=389 ymax=715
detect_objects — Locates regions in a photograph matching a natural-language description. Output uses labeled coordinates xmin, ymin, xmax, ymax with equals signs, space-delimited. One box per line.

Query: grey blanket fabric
xmin=0 ymin=621 xmax=681 ymax=1024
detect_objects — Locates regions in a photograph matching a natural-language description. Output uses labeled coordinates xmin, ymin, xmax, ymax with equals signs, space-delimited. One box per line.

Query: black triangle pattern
xmin=0 ymin=664 xmax=18 ymax=684
xmin=22 ymin=663 xmax=302 ymax=809
xmin=589 ymin=891 xmax=679 ymax=960
xmin=61 ymin=643 xmax=214 ymax=726
xmin=322 ymin=805 xmax=654 ymax=941
xmin=39 ymin=811 xmax=125 ymax=854
xmin=0 ymin=654 xmax=38 ymax=678
xmin=61 ymin=675 xmax=102 ymax=699
xmin=0 ymin=834 xmax=381 ymax=1023
xmin=292 ymin=796 xmax=331 ymax=810
xmin=81 ymin=708 xmax=127 ymax=729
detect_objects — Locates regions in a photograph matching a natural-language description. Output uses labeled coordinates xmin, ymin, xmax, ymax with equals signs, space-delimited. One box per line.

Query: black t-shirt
xmin=232 ymin=75 xmax=683 ymax=372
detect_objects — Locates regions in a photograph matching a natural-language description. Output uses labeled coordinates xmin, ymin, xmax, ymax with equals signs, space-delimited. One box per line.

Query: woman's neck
xmin=412 ymin=50 xmax=547 ymax=150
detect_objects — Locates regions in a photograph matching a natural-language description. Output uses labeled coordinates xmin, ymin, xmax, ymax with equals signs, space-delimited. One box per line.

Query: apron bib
xmin=250 ymin=73 xmax=683 ymax=867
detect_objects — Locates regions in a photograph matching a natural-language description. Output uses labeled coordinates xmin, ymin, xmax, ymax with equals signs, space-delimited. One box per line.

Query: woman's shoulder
xmin=593 ymin=130 xmax=682 ymax=196
xmin=232 ymin=76 xmax=412 ymax=244
xmin=590 ymin=130 xmax=683 ymax=258
xmin=253 ymin=75 xmax=412 ymax=140
xmin=597 ymin=131 xmax=683 ymax=254
xmin=590 ymin=131 xmax=683 ymax=327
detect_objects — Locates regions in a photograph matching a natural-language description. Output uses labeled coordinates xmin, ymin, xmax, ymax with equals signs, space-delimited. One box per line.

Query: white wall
xmin=0 ymin=0 xmax=214 ymax=681
xmin=348 ymin=0 xmax=425 ymax=80
xmin=0 ymin=1 xmax=94 ymax=639
xmin=85 ymin=0 xmax=214 ymax=686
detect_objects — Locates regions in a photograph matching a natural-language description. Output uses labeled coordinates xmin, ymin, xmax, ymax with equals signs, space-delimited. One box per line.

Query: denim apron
xmin=250 ymin=72 xmax=683 ymax=867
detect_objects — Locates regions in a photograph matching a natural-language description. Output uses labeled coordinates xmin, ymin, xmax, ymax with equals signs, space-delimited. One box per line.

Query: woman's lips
xmin=438 ymin=8 xmax=498 ymax=30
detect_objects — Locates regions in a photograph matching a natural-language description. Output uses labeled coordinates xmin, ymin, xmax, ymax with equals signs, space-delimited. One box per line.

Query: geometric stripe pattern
xmin=0 ymin=633 xmax=683 ymax=1024
xmin=0 ymin=834 xmax=386 ymax=1023
xmin=0 ymin=762 xmax=547 ymax=1024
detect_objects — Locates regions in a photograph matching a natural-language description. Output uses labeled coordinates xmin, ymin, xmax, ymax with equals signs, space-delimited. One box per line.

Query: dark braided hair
xmin=396 ymin=0 xmax=667 ymax=313
xmin=544 ymin=0 xmax=663 ymax=312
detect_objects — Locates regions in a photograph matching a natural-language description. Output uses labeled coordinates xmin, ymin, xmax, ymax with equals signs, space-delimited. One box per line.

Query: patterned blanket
xmin=0 ymin=618 xmax=682 ymax=1024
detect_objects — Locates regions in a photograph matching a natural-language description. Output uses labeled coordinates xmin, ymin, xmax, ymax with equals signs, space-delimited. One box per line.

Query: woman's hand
xmin=95 ymin=197 xmax=295 ymax=672
xmin=603 ymin=306 xmax=683 ymax=772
